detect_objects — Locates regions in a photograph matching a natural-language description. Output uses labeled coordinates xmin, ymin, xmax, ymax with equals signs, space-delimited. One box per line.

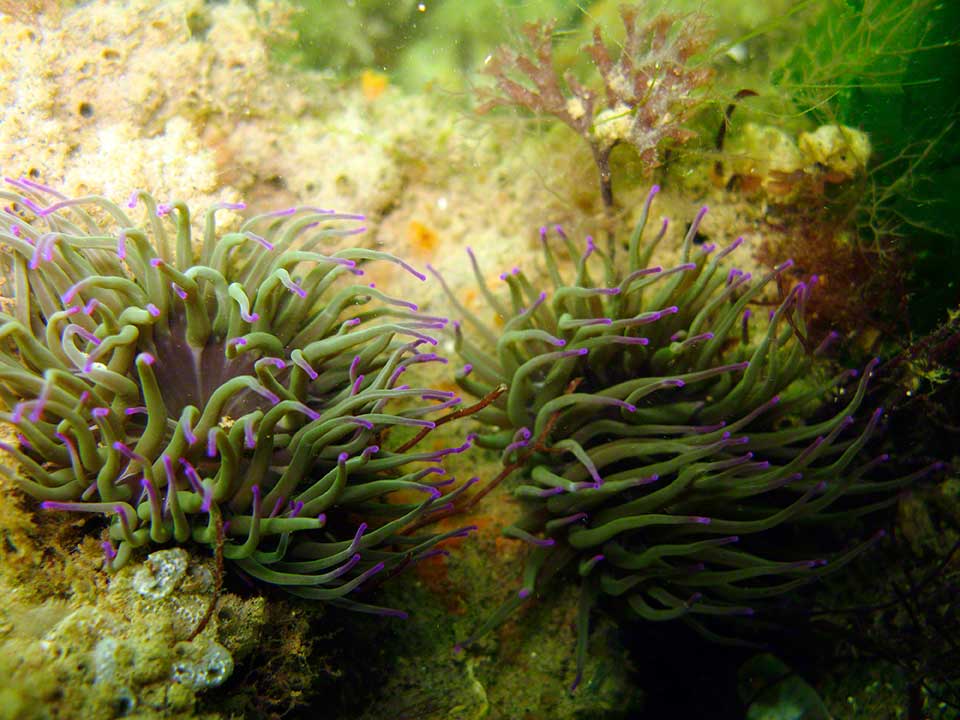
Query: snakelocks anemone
xmin=430 ymin=185 xmax=939 ymax=685
xmin=0 ymin=177 xmax=476 ymax=616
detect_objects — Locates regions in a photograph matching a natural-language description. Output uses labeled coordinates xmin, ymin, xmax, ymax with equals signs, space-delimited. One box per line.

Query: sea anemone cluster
xmin=432 ymin=186 xmax=930 ymax=683
xmin=0 ymin=177 xmax=474 ymax=615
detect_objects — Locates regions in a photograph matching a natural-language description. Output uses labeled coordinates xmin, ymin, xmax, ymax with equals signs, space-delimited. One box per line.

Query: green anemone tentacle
xmin=431 ymin=185 xmax=936 ymax=683
xmin=0 ymin=181 xmax=472 ymax=614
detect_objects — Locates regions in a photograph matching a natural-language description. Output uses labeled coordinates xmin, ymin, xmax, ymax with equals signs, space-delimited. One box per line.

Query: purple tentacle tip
xmin=280 ymin=274 xmax=307 ymax=298
xmin=102 ymin=541 xmax=117 ymax=562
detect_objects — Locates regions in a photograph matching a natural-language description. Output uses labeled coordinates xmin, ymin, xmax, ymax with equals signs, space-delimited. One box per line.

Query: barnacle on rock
xmin=0 ymin=177 xmax=474 ymax=614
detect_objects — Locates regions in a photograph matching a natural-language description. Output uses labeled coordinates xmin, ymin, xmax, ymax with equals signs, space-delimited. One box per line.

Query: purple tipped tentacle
xmin=505 ymin=525 xmax=555 ymax=548
xmin=291 ymin=350 xmax=319 ymax=380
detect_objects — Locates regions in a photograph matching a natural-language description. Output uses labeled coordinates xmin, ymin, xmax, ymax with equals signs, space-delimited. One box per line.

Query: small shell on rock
xmin=798 ymin=124 xmax=872 ymax=178
xmin=132 ymin=548 xmax=190 ymax=600
xmin=170 ymin=638 xmax=234 ymax=689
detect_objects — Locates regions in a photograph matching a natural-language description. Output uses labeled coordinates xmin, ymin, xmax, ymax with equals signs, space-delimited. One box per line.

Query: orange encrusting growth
xmin=407 ymin=220 xmax=439 ymax=256
xmin=361 ymin=69 xmax=389 ymax=101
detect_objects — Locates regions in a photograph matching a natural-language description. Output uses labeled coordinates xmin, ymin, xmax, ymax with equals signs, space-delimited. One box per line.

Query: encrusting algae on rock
xmin=0 ymin=545 xmax=264 ymax=719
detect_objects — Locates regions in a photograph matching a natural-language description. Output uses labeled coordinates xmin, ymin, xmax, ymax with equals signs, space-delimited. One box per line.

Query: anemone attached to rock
xmin=0 ymin=178 xmax=475 ymax=615
xmin=431 ymin=185 xmax=936 ymax=684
